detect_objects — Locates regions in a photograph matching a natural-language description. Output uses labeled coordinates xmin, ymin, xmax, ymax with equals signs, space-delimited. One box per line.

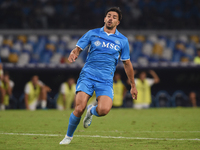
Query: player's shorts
xmin=76 ymin=71 xmax=113 ymax=100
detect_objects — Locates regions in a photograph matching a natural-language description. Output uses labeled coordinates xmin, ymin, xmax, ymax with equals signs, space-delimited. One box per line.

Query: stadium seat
xmin=8 ymin=53 xmax=19 ymax=63
xmin=190 ymin=35 xmax=199 ymax=44
xmin=123 ymin=92 xmax=133 ymax=108
xmin=17 ymin=35 xmax=27 ymax=44
xmin=17 ymin=53 xmax=30 ymax=65
xmin=48 ymin=35 xmax=59 ymax=44
xmin=178 ymin=35 xmax=188 ymax=43
xmin=154 ymin=90 xmax=171 ymax=107
xmin=171 ymin=90 xmax=188 ymax=107
xmin=150 ymin=95 xmax=156 ymax=107
xmin=0 ymin=47 xmax=10 ymax=59
xmin=18 ymin=94 xmax=25 ymax=109
xmin=50 ymin=53 xmax=62 ymax=64
xmin=142 ymin=43 xmax=153 ymax=57
xmin=137 ymin=56 xmax=149 ymax=65
xmin=161 ymin=48 xmax=172 ymax=61
xmin=9 ymin=95 xmax=18 ymax=109
xmin=147 ymin=35 xmax=158 ymax=43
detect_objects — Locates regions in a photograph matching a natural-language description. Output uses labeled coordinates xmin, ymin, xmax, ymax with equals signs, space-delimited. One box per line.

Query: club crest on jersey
xmin=94 ymin=40 xmax=101 ymax=46
xmin=115 ymin=40 xmax=120 ymax=44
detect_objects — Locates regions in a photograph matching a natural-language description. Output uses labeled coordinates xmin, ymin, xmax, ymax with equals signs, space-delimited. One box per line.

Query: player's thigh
xmin=97 ymin=95 xmax=113 ymax=114
xmin=97 ymin=95 xmax=112 ymax=110
xmin=75 ymin=91 xmax=90 ymax=107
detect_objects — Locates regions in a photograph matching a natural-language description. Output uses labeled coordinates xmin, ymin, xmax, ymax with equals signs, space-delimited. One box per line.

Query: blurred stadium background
xmin=0 ymin=0 xmax=200 ymax=109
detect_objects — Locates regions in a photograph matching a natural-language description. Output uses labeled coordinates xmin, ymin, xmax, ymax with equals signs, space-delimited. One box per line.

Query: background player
xmin=0 ymin=58 xmax=4 ymax=110
xmin=60 ymin=7 xmax=138 ymax=145
xmin=134 ymin=70 xmax=160 ymax=109
xmin=112 ymin=72 xmax=127 ymax=108
xmin=0 ymin=72 xmax=14 ymax=110
xmin=24 ymin=75 xmax=51 ymax=110
xmin=56 ymin=77 xmax=76 ymax=110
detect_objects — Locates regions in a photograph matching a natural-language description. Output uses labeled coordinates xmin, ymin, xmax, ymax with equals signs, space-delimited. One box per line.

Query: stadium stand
xmin=0 ymin=33 xmax=199 ymax=65
xmin=0 ymin=0 xmax=200 ymax=30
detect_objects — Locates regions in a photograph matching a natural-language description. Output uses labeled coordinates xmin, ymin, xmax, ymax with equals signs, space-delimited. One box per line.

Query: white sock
xmin=41 ymin=100 xmax=47 ymax=109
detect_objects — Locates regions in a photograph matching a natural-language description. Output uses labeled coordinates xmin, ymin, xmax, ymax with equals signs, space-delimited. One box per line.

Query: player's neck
xmin=104 ymin=26 xmax=116 ymax=34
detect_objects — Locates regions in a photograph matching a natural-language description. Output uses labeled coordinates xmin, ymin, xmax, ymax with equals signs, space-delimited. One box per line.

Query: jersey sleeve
xmin=24 ymin=83 xmax=30 ymax=94
xmin=60 ymin=83 xmax=66 ymax=94
xmin=146 ymin=78 xmax=155 ymax=86
xmin=76 ymin=30 xmax=92 ymax=50
xmin=120 ymin=38 xmax=130 ymax=61
xmin=10 ymin=80 xmax=14 ymax=88
xmin=38 ymin=80 xmax=44 ymax=86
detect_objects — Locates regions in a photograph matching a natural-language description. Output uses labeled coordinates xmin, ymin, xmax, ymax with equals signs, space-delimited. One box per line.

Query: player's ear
xmin=104 ymin=17 xmax=106 ymax=23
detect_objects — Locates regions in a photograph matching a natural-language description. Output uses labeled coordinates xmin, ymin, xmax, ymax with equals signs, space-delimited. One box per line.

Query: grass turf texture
xmin=0 ymin=108 xmax=200 ymax=150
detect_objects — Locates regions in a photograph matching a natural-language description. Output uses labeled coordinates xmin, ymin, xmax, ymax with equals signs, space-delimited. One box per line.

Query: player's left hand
xmin=130 ymin=86 xmax=138 ymax=100
xmin=68 ymin=52 xmax=78 ymax=63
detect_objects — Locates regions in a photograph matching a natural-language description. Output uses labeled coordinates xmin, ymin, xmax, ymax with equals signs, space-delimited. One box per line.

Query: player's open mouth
xmin=108 ymin=22 xmax=112 ymax=25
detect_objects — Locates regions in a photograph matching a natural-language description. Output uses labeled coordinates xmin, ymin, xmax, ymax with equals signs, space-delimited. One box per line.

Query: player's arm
xmin=68 ymin=47 xmax=82 ymax=63
xmin=5 ymin=82 xmax=12 ymax=96
xmin=123 ymin=59 xmax=138 ymax=100
xmin=24 ymin=94 xmax=29 ymax=110
xmin=149 ymin=70 xmax=160 ymax=84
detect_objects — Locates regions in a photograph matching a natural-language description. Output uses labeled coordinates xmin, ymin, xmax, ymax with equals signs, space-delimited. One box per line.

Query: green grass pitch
xmin=0 ymin=108 xmax=200 ymax=150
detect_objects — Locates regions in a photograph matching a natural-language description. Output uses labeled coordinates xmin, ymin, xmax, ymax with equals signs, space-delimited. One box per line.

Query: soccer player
xmin=133 ymin=70 xmax=160 ymax=109
xmin=112 ymin=72 xmax=127 ymax=108
xmin=56 ymin=77 xmax=76 ymax=110
xmin=0 ymin=72 xmax=14 ymax=110
xmin=0 ymin=58 xmax=3 ymax=80
xmin=24 ymin=75 xmax=51 ymax=110
xmin=60 ymin=7 xmax=138 ymax=145
xmin=0 ymin=58 xmax=4 ymax=110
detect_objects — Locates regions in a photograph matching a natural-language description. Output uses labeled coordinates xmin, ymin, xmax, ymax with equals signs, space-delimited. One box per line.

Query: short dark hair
xmin=105 ymin=7 xmax=122 ymax=21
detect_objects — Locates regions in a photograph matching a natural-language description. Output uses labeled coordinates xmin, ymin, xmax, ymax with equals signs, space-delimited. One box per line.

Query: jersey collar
xmin=100 ymin=26 xmax=119 ymax=36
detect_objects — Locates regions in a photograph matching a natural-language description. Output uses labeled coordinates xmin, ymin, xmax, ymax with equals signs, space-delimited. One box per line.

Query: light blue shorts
xmin=76 ymin=71 xmax=113 ymax=100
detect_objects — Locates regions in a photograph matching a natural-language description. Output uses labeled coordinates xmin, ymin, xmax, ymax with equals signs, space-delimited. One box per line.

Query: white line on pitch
xmin=1 ymin=130 xmax=200 ymax=133
xmin=0 ymin=132 xmax=200 ymax=141
xmin=77 ymin=130 xmax=200 ymax=133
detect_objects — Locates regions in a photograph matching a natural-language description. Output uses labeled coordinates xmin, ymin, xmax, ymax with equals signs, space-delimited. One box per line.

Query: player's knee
xmin=74 ymin=105 xmax=85 ymax=115
xmin=98 ymin=107 xmax=110 ymax=116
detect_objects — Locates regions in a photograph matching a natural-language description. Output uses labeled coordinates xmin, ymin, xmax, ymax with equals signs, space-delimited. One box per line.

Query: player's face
xmin=139 ymin=72 xmax=146 ymax=81
xmin=3 ymin=75 xmax=9 ymax=82
xmin=104 ymin=11 xmax=120 ymax=30
xmin=32 ymin=76 xmax=39 ymax=85
xmin=68 ymin=78 xmax=75 ymax=86
xmin=114 ymin=73 xmax=121 ymax=81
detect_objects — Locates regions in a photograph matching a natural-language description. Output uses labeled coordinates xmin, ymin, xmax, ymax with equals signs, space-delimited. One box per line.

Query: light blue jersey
xmin=76 ymin=26 xmax=130 ymax=81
